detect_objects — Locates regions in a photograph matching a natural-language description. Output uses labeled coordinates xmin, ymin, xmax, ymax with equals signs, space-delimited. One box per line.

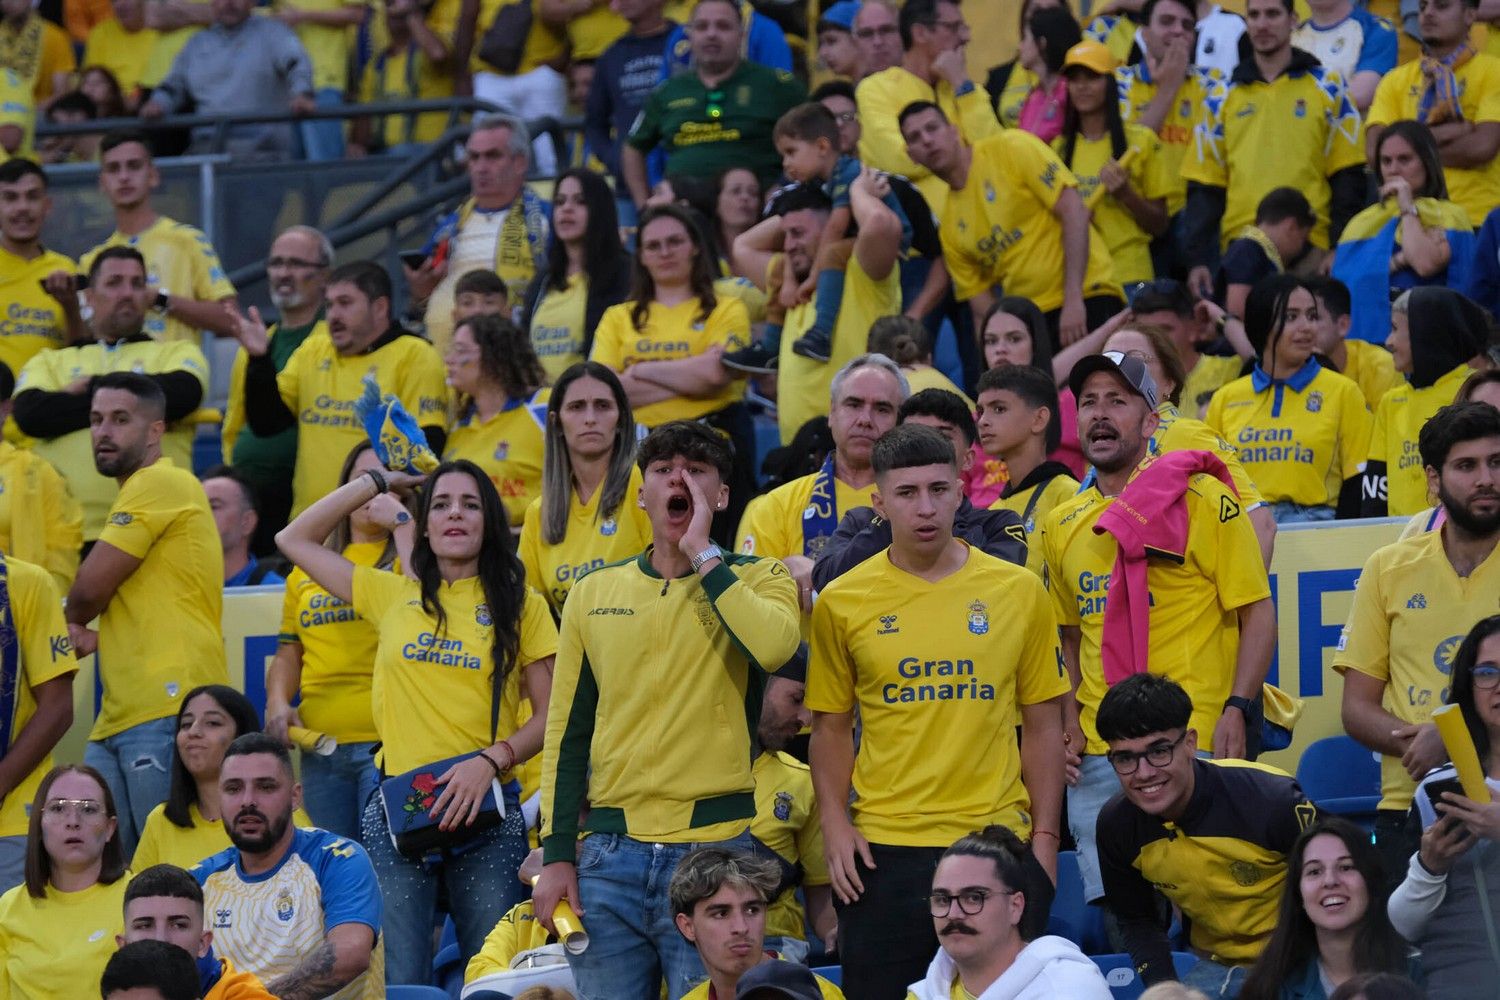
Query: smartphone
xmin=37 ymin=272 xmax=88 ymax=293
xmin=398 ymin=249 xmax=429 ymax=271
xmin=1425 ymin=777 xmax=1465 ymax=813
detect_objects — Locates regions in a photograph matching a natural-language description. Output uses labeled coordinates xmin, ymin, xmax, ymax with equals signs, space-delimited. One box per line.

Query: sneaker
xmin=722 ymin=342 xmax=780 ymax=374
xmin=790 ymin=330 xmax=832 ymax=363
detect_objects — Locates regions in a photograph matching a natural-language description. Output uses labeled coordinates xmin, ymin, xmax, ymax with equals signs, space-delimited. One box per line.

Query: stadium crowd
xmin=0 ymin=0 xmax=1497 ymax=997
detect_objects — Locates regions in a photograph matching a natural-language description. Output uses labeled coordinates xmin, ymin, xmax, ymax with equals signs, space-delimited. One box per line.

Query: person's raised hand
xmin=1419 ymin=813 xmax=1476 ymax=875
xmin=224 ymin=302 xmax=271 ymax=356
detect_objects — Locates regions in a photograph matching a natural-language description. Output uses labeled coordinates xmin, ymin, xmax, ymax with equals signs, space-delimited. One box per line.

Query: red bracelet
xmin=1032 ymin=830 xmax=1061 ymax=841
xmin=496 ymin=740 xmax=517 ymax=772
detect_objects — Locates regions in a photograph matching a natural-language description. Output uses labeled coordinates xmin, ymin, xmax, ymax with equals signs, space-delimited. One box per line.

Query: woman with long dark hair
xmin=1239 ymin=817 xmax=1413 ymax=1000
xmin=1055 ymin=41 xmax=1169 ymax=290
xmin=518 ymin=362 xmax=652 ymax=616
xmin=1012 ymin=4 xmax=1081 ymax=142
xmin=522 ymin=168 xmax=631 ymax=381
xmin=266 ymin=440 xmax=410 ymax=841
xmin=0 ymin=764 xmax=127 ymax=998
xmin=1333 ymin=120 xmax=1476 ymax=344
xmin=277 ymin=459 xmax=559 ymax=982
xmin=1390 ymin=614 xmax=1500 ymax=998
xmin=1205 ymin=274 xmax=1371 ymax=522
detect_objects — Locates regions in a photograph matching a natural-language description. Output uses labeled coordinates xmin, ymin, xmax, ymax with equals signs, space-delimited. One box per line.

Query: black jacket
xmin=811 ymin=497 xmax=1028 ymax=592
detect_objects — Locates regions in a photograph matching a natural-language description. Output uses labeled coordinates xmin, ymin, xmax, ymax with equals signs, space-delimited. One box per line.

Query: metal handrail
xmin=34 ymin=97 xmax=503 ymax=138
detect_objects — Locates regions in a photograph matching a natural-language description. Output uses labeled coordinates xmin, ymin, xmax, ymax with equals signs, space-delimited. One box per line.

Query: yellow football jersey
xmin=444 ymin=392 xmax=549 ymax=528
xmin=517 ymin=466 xmax=653 ymax=615
xmin=1053 ymin=123 xmax=1173 ymax=285
xmin=0 ymin=878 xmax=126 ymax=1000
xmin=80 ymin=216 xmax=235 ymax=343
xmin=1116 ymin=64 xmax=1227 ymax=215
xmin=0 ymin=246 xmax=74 ymax=375
xmin=1368 ymin=364 xmax=1470 ymax=515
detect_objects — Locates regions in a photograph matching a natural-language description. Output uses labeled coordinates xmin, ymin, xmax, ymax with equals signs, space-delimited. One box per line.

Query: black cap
xmin=734 ymin=960 xmax=823 ymax=1000
xmin=1067 ymin=351 xmax=1159 ymax=410
xmin=773 ymin=643 xmax=808 ymax=685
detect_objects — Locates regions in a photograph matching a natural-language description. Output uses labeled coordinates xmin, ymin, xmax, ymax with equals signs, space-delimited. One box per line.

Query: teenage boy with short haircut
xmin=536 ymin=420 xmax=801 ymax=1000
xmin=808 ymin=423 xmax=1069 ymax=1000
xmin=1306 ymin=276 xmax=1397 ymax=410
xmin=1217 ymin=187 xmax=1315 ymax=318
xmin=976 ymin=365 xmax=1079 ymax=577
xmin=452 ymin=269 xmax=510 ymax=325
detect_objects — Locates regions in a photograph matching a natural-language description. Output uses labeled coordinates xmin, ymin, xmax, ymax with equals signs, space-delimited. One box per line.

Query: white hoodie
xmin=906 ymin=935 xmax=1113 ymax=1000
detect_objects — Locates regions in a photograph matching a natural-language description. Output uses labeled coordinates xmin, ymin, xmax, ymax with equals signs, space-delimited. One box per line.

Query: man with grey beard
xmin=221 ymin=225 xmax=332 ymax=552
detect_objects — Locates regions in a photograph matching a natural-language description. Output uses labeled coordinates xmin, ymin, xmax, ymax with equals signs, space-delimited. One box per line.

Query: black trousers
xmin=1044 ymin=294 xmax=1129 ymax=354
xmin=834 ymin=843 xmax=944 ymax=1000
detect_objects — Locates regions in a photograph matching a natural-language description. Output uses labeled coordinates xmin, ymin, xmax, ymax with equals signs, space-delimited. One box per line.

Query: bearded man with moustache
xmin=1037 ymin=351 xmax=1275 ymax=913
xmin=220 ymin=226 xmax=334 ymax=553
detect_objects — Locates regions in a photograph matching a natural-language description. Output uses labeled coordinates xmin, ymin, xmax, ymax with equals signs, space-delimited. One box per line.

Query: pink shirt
xmin=1017 ymin=76 xmax=1068 ymax=143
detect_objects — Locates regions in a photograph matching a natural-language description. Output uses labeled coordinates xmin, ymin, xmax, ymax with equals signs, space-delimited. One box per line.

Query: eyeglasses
xmin=933 ymin=17 xmax=967 ymax=32
xmin=1107 ymin=730 xmax=1188 ymax=775
xmin=1473 ymin=664 xmax=1500 ymax=690
xmin=831 ymin=111 xmax=858 ymax=124
xmin=43 ymin=798 xmax=106 ymax=819
xmin=854 ymin=24 xmax=898 ymax=39
xmin=926 ymin=887 xmax=1014 ymax=917
xmin=266 ymin=256 xmax=326 ymax=271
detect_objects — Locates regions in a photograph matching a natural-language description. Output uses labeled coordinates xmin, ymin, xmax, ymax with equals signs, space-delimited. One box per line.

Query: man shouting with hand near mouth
xmin=536 ymin=420 xmax=802 ymax=1000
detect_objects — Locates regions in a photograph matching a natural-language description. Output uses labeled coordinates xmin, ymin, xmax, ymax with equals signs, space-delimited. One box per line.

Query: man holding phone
xmin=0 ymin=157 xmax=85 ymax=377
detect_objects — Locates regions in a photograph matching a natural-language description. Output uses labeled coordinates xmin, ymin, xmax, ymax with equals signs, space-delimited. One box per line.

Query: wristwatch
xmin=689 ymin=544 xmax=724 ymax=573
xmin=1223 ymin=695 xmax=1255 ymax=717
xmin=152 ymin=288 xmax=171 ymax=313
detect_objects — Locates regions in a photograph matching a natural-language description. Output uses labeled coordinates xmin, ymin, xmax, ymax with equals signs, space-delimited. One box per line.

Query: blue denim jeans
xmin=0 ymin=835 xmax=24 ymax=896
xmin=568 ymin=830 xmax=755 ymax=1000
xmin=300 ymin=741 xmax=379 ymax=843
xmin=85 ymin=716 xmax=176 ymax=858
xmin=361 ymin=784 xmax=529 ymax=984
xmin=298 ymin=88 xmax=346 ymax=161
xmin=1268 ymin=501 xmax=1336 ymax=524
xmin=1182 ymin=957 xmax=1249 ymax=998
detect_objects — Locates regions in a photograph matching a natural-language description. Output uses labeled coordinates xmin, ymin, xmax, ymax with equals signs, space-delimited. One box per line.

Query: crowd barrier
xmin=55 ymin=517 xmax=1409 ymax=771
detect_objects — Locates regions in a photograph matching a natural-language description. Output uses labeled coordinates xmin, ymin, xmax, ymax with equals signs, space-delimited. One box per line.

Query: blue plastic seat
xmin=1295 ymin=735 xmax=1382 ymax=824
xmin=811 ymin=964 xmax=842 ymax=986
xmin=1089 ymin=952 xmax=1200 ymax=999
xmin=389 ymin=987 xmax=452 ymax=999
xmin=1045 ymin=851 xmax=1110 ymax=954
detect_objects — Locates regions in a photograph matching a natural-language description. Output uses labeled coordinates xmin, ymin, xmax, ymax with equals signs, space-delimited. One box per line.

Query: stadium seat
xmin=1089 ymin=952 xmax=1200 ymax=999
xmin=433 ymin=939 xmax=464 ymax=999
xmin=389 ymin=987 xmax=452 ymax=999
xmin=1045 ymin=851 xmax=1110 ymax=954
xmin=1295 ymin=735 xmax=1382 ymax=824
xmin=811 ymin=964 xmax=842 ymax=986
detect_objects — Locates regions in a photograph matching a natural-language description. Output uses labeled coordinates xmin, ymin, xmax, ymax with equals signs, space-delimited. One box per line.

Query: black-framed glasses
xmin=1473 ymin=664 xmax=1500 ymax=691
xmin=926 ymin=887 xmax=1015 ymax=917
xmin=1107 ymin=730 xmax=1188 ymax=775
xmin=854 ymin=24 xmax=898 ymax=39
xmin=267 ymin=256 xmax=327 ymax=271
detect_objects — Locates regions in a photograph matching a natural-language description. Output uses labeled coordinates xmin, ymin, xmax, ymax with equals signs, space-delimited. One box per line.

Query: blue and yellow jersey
xmin=1116 ymin=64 xmax=1228 ymax=215
xmin=752 ymin=750 xmax=829 ymax=942
xmin=193 ymin=827 xmax=383 ymax=1000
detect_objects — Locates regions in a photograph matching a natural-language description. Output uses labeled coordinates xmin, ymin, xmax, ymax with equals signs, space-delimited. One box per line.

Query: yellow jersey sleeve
xmin=1331 ymin=549 xmax=1390 ymax=681
xmin=706 ymin=294 xmax=751 ymax=352
xmin=1336 ymin=380 xmax=1374 ymax=481
xmin=275 ymin=338 xmax=312 ymax=413
xmin=1134 ymin=127 xmax=1174 ymax=202
xmin=185 ymin=228 xmax=235 ymax=303
xmin=350 ymin=563 xmax=413 ymax=624
xmin=806 ymin=579 xmax=857 ymax=714
xmin=1039 ymin=506 xmax=1080 ymax=627
xmin=1192 ymin=477 xmax=1270 ymax=611
xmin=96 ymin=465 xmax=194 ymax=560
xmin=464 ymin=901 xmax=540 ymax=982
xmin=221 ymin=345 xmax=251 ymax=462
xmin=518 ymin=497 xmax=546 ymax=597
xmin=854 ymin=70 xmax=932 ymax=190
xmin=13 ymin=555 xmax=72 ymax=687
xmin=151 ymin=339 xmax=211 ymax=393
xmin=278 ymin=568 xmax=301 ymax=640
xmin=588 ymin=303 xmax=631 ymax=371
xmin=1006 ymin=130 xmax=1076 ymax=212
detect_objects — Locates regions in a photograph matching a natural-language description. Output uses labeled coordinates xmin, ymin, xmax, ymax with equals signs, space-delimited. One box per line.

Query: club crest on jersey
xmin=600 ymin=516 xmax=618 ymax=536
xmin=1435 ymin=635 xmax=1463 ymax=675
xmin=109 ymin=512 xmax=133 ymax=526
xmin=1306 ymin=391 xmax=1323 ymax=413
xmin=983 ymin=180 xmax=996 ymax=203
xmin=476 ymin=604 xmax=493 ymax=627
xmin=877 ymin=615 xmax=899 ymax=635
xmin=774 ymin=791 xmax=793 ymax=821
xmin=1179 ymin=99 xmax=1192 ymax=118
xmin=276 ymin=889 xmax=295 ymax=922
xmin=1294 ymin=98 xmax=1307 ymax=118
xmin=1229 ymin=860 xmax=1265 ymax=886
xmin=494 ymin=441 xmax=510 ymax=461
xmin=967 ymin=600 xmax=989 ymax=636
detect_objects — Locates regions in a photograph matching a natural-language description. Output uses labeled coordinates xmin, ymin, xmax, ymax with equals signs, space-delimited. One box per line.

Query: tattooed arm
xmin=265 ymin=924 xmax=375 ymax=1000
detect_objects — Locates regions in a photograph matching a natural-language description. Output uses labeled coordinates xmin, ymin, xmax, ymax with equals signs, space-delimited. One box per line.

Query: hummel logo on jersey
xmin=1407 ymin=593 xmax=1428 ymax=609
xmin=876 ymin=615 xmax=899 ymax=635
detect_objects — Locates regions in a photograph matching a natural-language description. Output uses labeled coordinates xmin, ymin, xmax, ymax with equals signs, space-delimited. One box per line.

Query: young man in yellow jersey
xmin=1360 ymin=286 xmax=1488 ymax=516
xmin=1181 ymin=0 xmax=1365 ymax=302
xmin=976 ymin=364 xmax=1079 ymax=578
xmin=65 ymin=371 xmax=227 ymax=858
xmin=535 ymin=421 xmax=801 ymax=1000
xmin=231 ymin=260 xmax=448 ymax=519
xmin=1096 ymin=675 xmax=1316 ymax=997
xmin=117 ymin=864 xmax=275 ymax=1000
xmin=12 ymin=247 xmax=209 ymax=543
xmin=1337 ymin=401 xmax=1500 ymax=884
xmin=669 ymin=847 xmax=845 ymax=999
xmin=1365 ymin=0 xmax=1500 ymax=229
xmin=1039 ymin=352 xmax=1274 ymax=908
xmin=82 ymin=131 xmax=238 ymax=343
xmin=1308 ymin=276 xmax=1398 ymax=411
xmin=900 ymin=100 xmax=1122 ymax=347
xmin=808 ymin=423 xmax=1069 ymax=1000
xmin=0 ymin=158 xmax=85 ymax=376
xmin=0 ymin=552 xmax=75 ymax=895
xmin=739 ymin=353 xmax=906 ymax=612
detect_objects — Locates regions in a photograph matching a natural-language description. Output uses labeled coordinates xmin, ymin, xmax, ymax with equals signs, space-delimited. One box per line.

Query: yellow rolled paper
xmin=1084 ymin=147 xmax=1139 ymax=212
xmin=1433 ymin=703 xmax=1492 ymax=803
xmin=288 ymin=726 xmax=338 ymax=756
xmin=530 ymin=877 xmax=590 ymax=954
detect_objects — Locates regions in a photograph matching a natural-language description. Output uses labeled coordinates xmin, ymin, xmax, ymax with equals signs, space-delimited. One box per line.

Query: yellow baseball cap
xmin=1062 ymin=40 xmax=1117 ymax=75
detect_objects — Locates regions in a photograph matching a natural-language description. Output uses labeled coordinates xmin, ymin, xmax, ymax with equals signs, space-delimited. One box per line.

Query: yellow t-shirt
xmin=1116 ymin=65 xmax=1228 ymax=216
xmin=1053 ymin=123 xmax=1173 ymax=285
xmin=133 ymin=800 xmax=315 ymax=872
xmin=426 ymin=0 xmax=565 ymax=76
xmin=1368 ymin=364 xmax=1471 ymax=516
xmin=1154 ymin=402 xmax=1267 ymax=509
xmin=942 ymin=131 xmax=1121 ymax=311
xmin=517 ymin=465 xmax=653 ymax=615
xmin=1205 ymin=364 xmax=1371 ymax=507
xmin=684 ymin=970 xmax=847 ymax=1000
xmin=752 ymin=750 xmax=829 ymax=942
xmin=0 ymin=557 xmax=75 ymax=839
xmin=1039 ymin=469 xmax=1270 ymax=755
xmin=0 ymin=878 xmax=127 ymax=1000
xmin=1181 ymin=354 xmax=1246 ymax=416
xmin=1342 ymin=338 xmax=1399 ymax=412
xmin=272 ymin=329 xmax=449 ymax=517
xmin=589 ymin=296 xmax=749 ymax=427
xmin=0 ymin=246 xmax=75 ymax=376
xmin=1182 ymin=64 xmax=1364 ymax=250
xmin=358 ymin=42 xmax=453 ymax=149
xmin=1367 ymin=54 xmax=1500 ymax=229
xmin=1333 ymin=529 xmax=1500 ymax=810
xmin=776 ymin=255 xmax=902 ymax=444
xmin=93 ymin=457 xmax=227 ymax=739
xmin=0 ymin=443 xmax=81 ymax=594
xmin=464 ymin=900 xmax=553 ymax=982
xmin=736 ymin=471 xmax=876 ymax=561
xmin=0 ymin=16 xmax=74 ymax=101
xmin=902 ymin=365 xmax=974 ymax=410
xmin=279 ymin=542 xmax=392 ymax=744
xmin=141 ymin=25 xmax=201 ymax=89
xmin=80 ymin=216 xmax=237 ymax=344
xmin=351 ymin=566 xmax=559 ymax=776
xmin=529 ymin=272 xmax=589 ymax=383
xmin=0 ymin=66 xmax=32 ymax=154
xmin=279 ymin=0 xmax=368 ymax=91
xmin=566 ymin=1 xmax=627 ymax=59
xmin=444 ymin=392 xmax=549 ymax=528
xmin=988 ymin=470 xmax=1080 ymax=577
xmin=808 ymin=545 xmax=1068 ymax=846
xmin=81 ymin=18 xmax=159 ymax=96
xmin=14 ymin=338 xmax=210 ymax=540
